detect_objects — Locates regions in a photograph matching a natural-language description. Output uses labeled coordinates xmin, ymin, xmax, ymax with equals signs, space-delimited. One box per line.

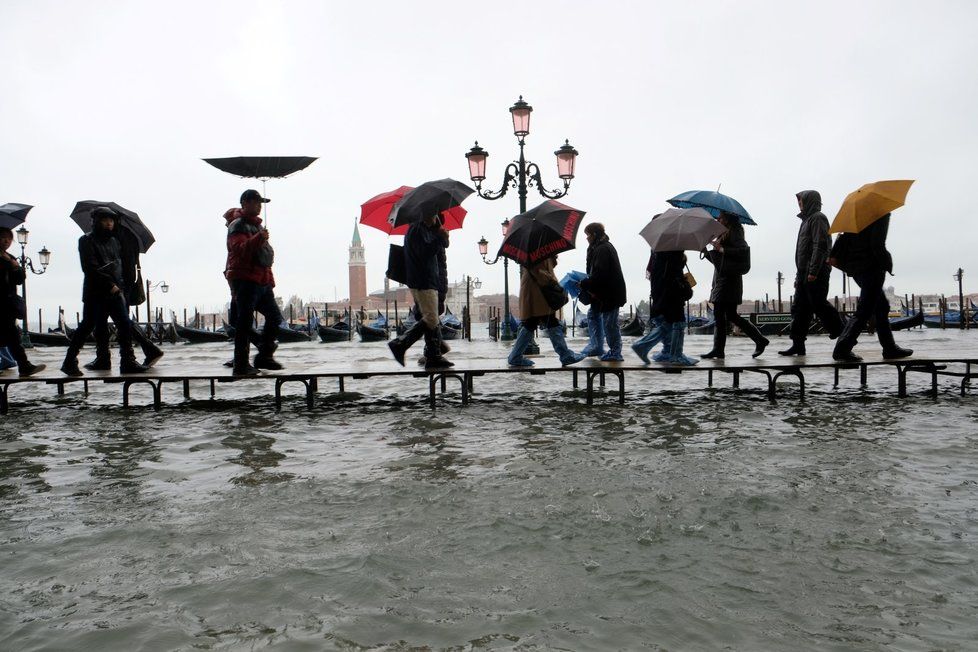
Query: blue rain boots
xmin=599 ymin=311 xmax=624 ymax=361
xmin=544 ymin=325 xmax=586 ymax=366
xmin=653 ymin=320 xmax=698 ymax=366
xmin=579 ymin=307 xmax=605 ymax=357
xmin=631 ymin=316 xmax=666 ymax=364
xmin=508 ymin=325 xmax=535 ymax=367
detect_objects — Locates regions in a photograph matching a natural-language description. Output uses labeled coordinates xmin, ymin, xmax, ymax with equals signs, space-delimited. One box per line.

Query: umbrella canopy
xmin=389 ymin=178 xmax=474 ymax=228
xmin=559 ymin=270 xmax=588 ymax=299
xmin=361 ymin=186 xmax=467 ymax=235
xmin=498 ymin=199 xmax=586 ymax=265
xmin=69 ymin=201 xmax=156 ymax=253
xmin=639 ymin=207 xmax=727 ymax=252
xmin=668 ymin=190 xmax=756 ymax=225
xmin=0 ymin=203 xmax=32 ymax=230
xmin=829 ymin=180 xmax=915 ymax=234
xmin=202 ymin=156 xmax=318 ymax=179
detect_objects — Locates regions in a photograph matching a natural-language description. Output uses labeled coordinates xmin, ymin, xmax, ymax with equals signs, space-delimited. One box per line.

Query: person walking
xmin=577 ymin=223 xmax=626 ymax=361
xmin=60 ymin=208 xmax=148 ymax=376
xmin=387 ymin=212 xmax=452 ymax=368
xmin=700 ymin=212 xmax=769 ymax=359
xmin=780 ymin=190 xmax=844 ymax=355
xmin=830 ymin=214 xmax=912 ymax=361
xmin=508 ymin=255 xmax=585 ymax=367
xmin=0 ymin=227 xmax=45 ymax=376
xmin=632 ymin=248 xmax=697 ymax=365
xmin=225 ymin=189 xmax=284 ymax=376
xmin=84 ymin=223 xmax=164 ymax=370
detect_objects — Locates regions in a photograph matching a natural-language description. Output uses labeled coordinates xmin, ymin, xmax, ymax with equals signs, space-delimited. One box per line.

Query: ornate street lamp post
xmin=466 ymin=96 xmax=579 ymax=340
xmin=15 ymin=225 xmax=51 ymax=348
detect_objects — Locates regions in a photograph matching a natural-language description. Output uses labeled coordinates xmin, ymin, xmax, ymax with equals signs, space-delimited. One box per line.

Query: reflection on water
xmin=1 ymin=331 xmax=978 ymax=649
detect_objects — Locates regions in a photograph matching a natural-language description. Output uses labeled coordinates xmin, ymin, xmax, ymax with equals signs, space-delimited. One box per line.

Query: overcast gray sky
xmin=2 ymin=0 xmax=976 ymax=322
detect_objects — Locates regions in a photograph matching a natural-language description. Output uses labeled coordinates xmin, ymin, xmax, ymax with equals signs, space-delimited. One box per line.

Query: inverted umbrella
xmin=639 ymin=207 xmax=727 ymax=252
xmin=0 ymin=203 xmax=32 ymax=230
xmin=389 ymin=178 xmax=474 ymax=228
xmin=829 ymin=180 xmax=914 ymax=234
xmin=559 ymin=270 xmax=588 ymax=299
xmin=69 ymin=201 xmax=156 ymax=253
xmin=668 ymin=189 xmax=756 ymax=225
xmin=202 ymin=156 xmax=317 ymax=179
xmin=498 ymin=199 xmax=586 ymax=265
xmin=361 ymin=186 xmax=467 ymax=235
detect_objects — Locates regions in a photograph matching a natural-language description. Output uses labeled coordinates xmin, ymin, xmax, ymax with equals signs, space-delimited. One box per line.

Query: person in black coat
xmin=830 ymin=214 xmax=911 ymax=361
xmin=631 ymin=245 xmax=696 ymax=365
xmin=84 ymin=225 xmax=164 ymax=370
xmin=60 ymin=208 xmax=148 ymax=376
xmin=577 ymin=223 xmax=626 ymax=361
xmin=780 ymin=190 xmax=844 ymax=356
xmin=700 ymin=213 xmax=769 ymax=358
xmin=0 ymin=227 xmax=45 ymax=376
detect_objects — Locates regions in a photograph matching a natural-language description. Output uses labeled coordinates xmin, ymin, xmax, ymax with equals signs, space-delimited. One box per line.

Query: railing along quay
xmin=2 ymin=355 xmax=977 ymax=414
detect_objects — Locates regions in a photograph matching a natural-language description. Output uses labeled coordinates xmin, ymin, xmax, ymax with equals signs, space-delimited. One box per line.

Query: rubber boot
xmin=544 ymin=324 xmax=585 ymax=366
xmin=61 ymin=345 xmax=83 ymax=377
xmin=631 ymin=316 xmax=666 ymax=364
xmin=423 ymin=325 xmax=452 ymax=368
xmin=84 ymin=339 xmax=112 ymax=371
xmin=599 ymin=313 xmax=623 ymax=361
xmin=778 ymin=340 xmax=806 ymax=356
xmin=119 ymin=343 xmax=149 ymax=374
xmin=132 ymin=322 xmax=164 ymax=367
xmin=580 ymin=308 xmax=605 ymax=357
xmin=508 ymin=325 xmax=535 ymax=366
xmin=658 ymin=321 xmax=698 ymax=365
xmin=389 ymin=321 xmax=425 ymax=366
xmin=652 ymin=321 xmax=676 ymax=362
xmin=832 ymin=318 xmax=863 ymax=362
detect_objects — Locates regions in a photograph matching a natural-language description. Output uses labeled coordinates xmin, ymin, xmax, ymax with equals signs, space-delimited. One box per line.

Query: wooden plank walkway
xmin=2 ymin=354 xmax=977 ymax=414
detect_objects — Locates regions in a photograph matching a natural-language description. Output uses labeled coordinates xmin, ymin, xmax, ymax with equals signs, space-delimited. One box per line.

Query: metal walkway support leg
xmin=0 ymin=385 xmax=9 ymax=415
xmin=274 ymin=378 xmax=314 ymax=411
xmin=338 ymin=377 xmax=345 ymax=393
xmin=833 ymin=366 xmax=839 ymax=388
xmin=122 ymin=380 xmax=162 ymax=410
xmin=572 ymin=370 xmax=579 ymax=389
xmin=860 ymin=364 xmax=868 ymax=387
xmin=183 ymin=379 xmax=191 ymax=400
xmin=708 ymin=369 xmax=713 ymax=388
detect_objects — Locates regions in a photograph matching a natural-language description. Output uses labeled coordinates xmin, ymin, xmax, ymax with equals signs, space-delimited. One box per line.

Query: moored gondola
xmin=619 ymin=314 xmax=646 ymax=336
xmin=318 ymin=320 xmax=350 ymax=343
xmin=173 ymin=321 xmax=230 ymax=343
xmin=357 ymin=322 xmax=388 ymax=342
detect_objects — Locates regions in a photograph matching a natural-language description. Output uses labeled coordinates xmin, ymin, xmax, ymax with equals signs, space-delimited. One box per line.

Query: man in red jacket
xmin=225 ymin=189 xmax=283 ymax=375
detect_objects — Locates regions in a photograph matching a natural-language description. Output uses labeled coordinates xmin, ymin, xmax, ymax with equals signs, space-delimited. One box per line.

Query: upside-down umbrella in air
xmin=69 ymin=201 xmax=156 ymax=253
xmin=497 ymin=199 xmax=586 ymax=266
xmin=202 ymin=156 xmax=318 ymax=225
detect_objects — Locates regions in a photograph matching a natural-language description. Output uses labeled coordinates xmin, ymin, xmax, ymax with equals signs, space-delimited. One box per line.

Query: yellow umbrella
xmin=829 ymin=179 xmax=914 ymax=234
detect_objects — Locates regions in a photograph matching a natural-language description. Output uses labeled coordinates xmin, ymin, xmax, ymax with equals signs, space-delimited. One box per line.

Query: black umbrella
xmin=389 ymin=178 xmax=474 ymax=227
xmin=497 ymin=200 xmax=586 ymax=265
xmin=69 ymin=201 xmax=156 ymax=253
xmin=202 ymin=156 xmax=318 ymax=179
xmin=0 ymin=203 xmax=32 ymax=230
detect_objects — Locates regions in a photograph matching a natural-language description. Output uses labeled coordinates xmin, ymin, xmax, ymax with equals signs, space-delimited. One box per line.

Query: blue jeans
xmin=231 ymin=280 xmax=283 ymax=366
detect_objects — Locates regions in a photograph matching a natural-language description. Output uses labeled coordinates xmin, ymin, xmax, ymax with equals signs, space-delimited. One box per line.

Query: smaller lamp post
xmin=14 ymin=225 xmax=51 ymax=347
xmin=477 ymin=219 xmax=513 ymax=339
xmin=464 ymin=275 xmax=482 ymax=341
xmin=145 ymin=279 xmax=169 ymax=325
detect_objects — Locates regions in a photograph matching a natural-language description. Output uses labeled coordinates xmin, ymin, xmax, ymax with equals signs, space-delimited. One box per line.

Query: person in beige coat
xmin=508 ymin=256 xmax=586 ymax=367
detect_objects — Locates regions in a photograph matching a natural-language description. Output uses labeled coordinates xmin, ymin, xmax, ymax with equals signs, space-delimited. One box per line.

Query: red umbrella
xmin=360 ymin=186 xmax=467 ymax=236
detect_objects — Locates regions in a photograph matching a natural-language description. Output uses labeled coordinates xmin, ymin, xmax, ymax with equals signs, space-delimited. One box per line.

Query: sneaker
xmin=19 ymin=362 xmax=46 ymax=377
xmin=254 ymin=356 xmax=284 ymax=371
xmin=61 ymin=361 xmax=83 ymax=377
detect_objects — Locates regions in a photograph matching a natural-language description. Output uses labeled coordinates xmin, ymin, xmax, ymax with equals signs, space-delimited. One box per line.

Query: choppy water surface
xmin=2 ymin=329 xmax=977 ymax=651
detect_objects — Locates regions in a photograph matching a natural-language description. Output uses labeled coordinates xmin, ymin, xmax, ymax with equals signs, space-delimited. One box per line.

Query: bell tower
xmin=349 ymin=221 xmax=367 ymax=307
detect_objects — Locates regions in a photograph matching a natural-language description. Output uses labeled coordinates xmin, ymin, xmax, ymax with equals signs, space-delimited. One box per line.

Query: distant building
xmin=348 ymin=222 xmax=367 ymax=308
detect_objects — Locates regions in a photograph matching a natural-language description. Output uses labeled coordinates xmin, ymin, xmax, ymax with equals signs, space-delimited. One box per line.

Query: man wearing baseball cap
xmin=225 ymin=189 xmax=283 ymax=375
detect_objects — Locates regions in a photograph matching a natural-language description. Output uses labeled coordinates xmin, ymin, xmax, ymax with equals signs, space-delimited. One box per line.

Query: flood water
xmin=2 ymin=328 xmax=977 ymax=651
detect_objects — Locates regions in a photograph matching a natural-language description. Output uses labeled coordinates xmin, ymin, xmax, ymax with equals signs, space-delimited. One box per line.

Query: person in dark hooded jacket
xmin=779 ymin=190 xmax=844 ymax=356
xmin=700 ymin=213 xmax=769 ymax=358
xmin=0 ymin=227 xmax=45 ymax=376
xmin=577 ymin=223 xmax=626 ymax=361
xmin=60 ymin=207 xmax=148 ymax=376
xmin=829 ymin=214 xmax=911 ymax=361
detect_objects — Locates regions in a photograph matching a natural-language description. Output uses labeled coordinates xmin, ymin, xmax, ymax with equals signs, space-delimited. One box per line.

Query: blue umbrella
xmin=559 ymin=270 xmax=588 ymax=299
xmin=667 ymin=190 xmax=756 ymax=225
xmin=0 ymin=202 xmax=32 ymax=229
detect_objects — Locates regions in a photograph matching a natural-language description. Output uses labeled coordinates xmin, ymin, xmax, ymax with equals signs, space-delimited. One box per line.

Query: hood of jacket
xmin=224 ymin=207 xmax=243 ymax=225
xmin=796 ymin=190 xmax=822 ymax=218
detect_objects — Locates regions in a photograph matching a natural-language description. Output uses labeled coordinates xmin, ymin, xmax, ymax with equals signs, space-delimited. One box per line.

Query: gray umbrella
xmin=639 ymin=207 xmax=727 ymax=252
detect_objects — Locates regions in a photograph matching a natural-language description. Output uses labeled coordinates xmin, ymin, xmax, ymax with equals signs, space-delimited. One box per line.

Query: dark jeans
xmin=712 ymin=301 xmax=766 ymax=352
xmin=790 ymin=270 xmax=843 ymax=341
xmin=69 ymin=294 xmax=133 ymax=355
xmin=838 ymin=269 xmax=895 ymax=349
xmin=231 ymin=280 xmax=282 ymax=366
xmin=0 ymin=313 xmax=27 ymax=366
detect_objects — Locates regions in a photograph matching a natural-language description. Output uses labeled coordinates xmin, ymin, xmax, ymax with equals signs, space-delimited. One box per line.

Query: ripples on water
xmin=2 ymin=330 xmax=977 ymax=650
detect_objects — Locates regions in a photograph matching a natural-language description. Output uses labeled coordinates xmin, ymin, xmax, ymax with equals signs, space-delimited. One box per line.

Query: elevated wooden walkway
xmin=2 ymin=354 xmax=976 ymax=414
